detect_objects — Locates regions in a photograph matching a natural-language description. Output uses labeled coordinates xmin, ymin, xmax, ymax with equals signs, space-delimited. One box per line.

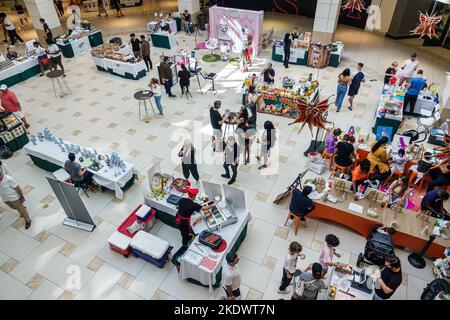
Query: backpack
xmin=0 ymin=145 xmax=12 ymax=159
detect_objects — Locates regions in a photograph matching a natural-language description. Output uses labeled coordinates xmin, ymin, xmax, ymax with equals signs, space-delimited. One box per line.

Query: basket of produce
xmin=198 ymin=230 xmax=223 ymax=249
xmin=171 ymin=178 xmax=191 ymax=193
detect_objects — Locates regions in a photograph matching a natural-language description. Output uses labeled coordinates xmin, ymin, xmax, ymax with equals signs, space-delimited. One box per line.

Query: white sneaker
xmin=277 ymin=288 xmax=290 ymax=294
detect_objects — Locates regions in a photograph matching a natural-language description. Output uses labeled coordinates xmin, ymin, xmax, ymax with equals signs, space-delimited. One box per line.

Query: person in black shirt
xmin=221 ymin=136 xmax=240 ymax=185
xmin=384 ymin=61 xmax=398 ymax=85
xmin=14 ymin=1 xmax=28 ymax=27
xmin=283 ymin=33 xmax=292 ymax=69
xmin=6 ymin=46 xmax=18 ymax=60
xmin=178 ymin=140 xmax=199 ymax=183
xmin=182 ymin=10 xmax=191 ymax=22
xmin=210 ymin=100 xmax=224 ymax=152
xmin=289 ymin=186 xmax=315 ymax=220
xmin=373 ymin=255 xmax=402 ymax=300
xmin=331 ymin=134 xmax=355 ymax=168
xmin=261 ymin=63 xmax=275 ymax=85
xmin=177 ymin=63 xmax=191 ymax=95
xmin=291 ymin=27 xmax=299 ymax=40
xmin=39 ymin=19 xmax=53 ymax=45
xmin=129 ymin=33 xmax=141 ymax=58
xmin=176 ymin=188 xmax=212 ymax=247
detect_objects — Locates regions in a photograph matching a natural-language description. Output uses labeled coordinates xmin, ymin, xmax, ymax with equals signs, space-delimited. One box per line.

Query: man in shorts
xmin=210 ymin=100 xmax=224 ymax=152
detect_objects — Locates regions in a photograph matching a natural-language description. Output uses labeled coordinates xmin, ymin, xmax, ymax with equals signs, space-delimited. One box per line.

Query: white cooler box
xmin=130 ymin=231 xmax=172 ymax=268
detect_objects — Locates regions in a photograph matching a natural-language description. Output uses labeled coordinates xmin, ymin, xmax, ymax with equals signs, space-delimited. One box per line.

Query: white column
xmin=24 ymin=0 xmax=63 ymax=42
xmin=178 ymin=0 xmax=200 ymax=14
xmin=312 ymin=0 xmax=341 ymax=43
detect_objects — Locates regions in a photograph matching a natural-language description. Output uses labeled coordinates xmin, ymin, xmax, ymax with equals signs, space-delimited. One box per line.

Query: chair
xmin=284 ymin=211 xmax=306 ymax=236
xmin=74 ymin=180 xmax=90 ymax=198
xmin=329 ymin=156 xmax=352 ymax=179
xmin=204 ymin=37 xmax=218 ymax=59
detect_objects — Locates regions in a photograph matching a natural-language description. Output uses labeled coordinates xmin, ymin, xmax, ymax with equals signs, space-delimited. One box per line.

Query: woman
xmin=324 ymin=128 xmax=342 ymax=155
xmin=110 ymin=0 xmax=124 ymax=17
xmin=177 ymin=64 xmax=191 ymax=95
xmin=239 ymin=119 xmax=256 ymax=165
xmin=383 ymin=176 xmax=410 ymax=208
xmin=384 ymin=61 xmax=398 ymax=85
xmin=235 ymin=106 xmax=248 ymax=126
xmin=47 ymin=40 xmax=65 ymax=76
xmin=331 ymin=134 xmax=355 ymax=169
xmin=178 ymin=140 xmax=199 ymax=184
xmin=367 ymin=136 xmax=391 ymax=183
xmin=283 ymin=33 xmax=292 ymax=69
xmin=427 ymin=157 xmax=450 ymax=191
xmin=335 ymin=68 xmax=352 ymax=112
xmin=33 ymin=42 xmax=47 ymax=77
xmin=351 ymin=159 xmax=371 ymax=192
xmin=148 ymin=78 xmax=164 ymax=117
xmin=257 ymin=120 xmax=276 ymax=170
xmin=247 ymin=85 xmax=260 ymax=125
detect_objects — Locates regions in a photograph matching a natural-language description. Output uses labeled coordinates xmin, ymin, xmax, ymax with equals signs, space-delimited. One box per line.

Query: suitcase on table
xmin=130 ymin=231 xmax=173 ymax=268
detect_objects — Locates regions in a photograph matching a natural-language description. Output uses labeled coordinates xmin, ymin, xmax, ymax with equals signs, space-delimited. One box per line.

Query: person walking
xmin=403 ymin=69 xmax=426 ymax=116
xmin=398 ymin=53 xmax=420 ymax=86
xmin=14 ymin=1 xmax=28 ymax=28
xmin=40 ymin=18 xmax=53 ymax=45
xmin=257 ymin=120 xmax=276 ymax=170
xmin=0 ymin=168 xmax=31 ymax=229
xmin=0 ymin=84 xmax=30 ymax=128
xmin=178 ymin=140 xmax=199 ymax=184
xmin=278 ymin=241 xmax=304 ymax=294
xmin=97 ymin=0 xmax=108 ymax=17
xmin=0 ymin=12 xmax=24 ymax=46
xmin=160 ymin=56 xmax=175 ymax=97
xmin=283 ymin=33 xmax=292 ymax=69
xmin=54 ymin=0 xmax=65 ymax=17
xmin=47 ymin=40 xmax=65 ymax=76
xmin=33 ymin=41 xmax=47 ymax=77
xmin=347 ymin=63 xmax=365 ymax=111
xmin=240 ymin=119 xmax=256 ymax=165
xmin=210 ymin=100 xmax=224 ymax=152
xmin=148 ymin=78 xmax=164 ymax=117
xmin=221 ymin=136 xmax=240 ymax=185
xmin=246 ymin=85 xmax=260 ymax=125
xmin=177 ymin=64 xmax=191 ymax=96
xmin=140 ymin=35 xmax=152 ymax=71
xmin=129 ymin=33 xmax=140 ymax=58
xmin=335 ymin=68 xmax=352 ymax=112
xmin=222 ymin=252 xmax=242 ymax=300
xmin=110 ymin=0 xmax=124 ymax=17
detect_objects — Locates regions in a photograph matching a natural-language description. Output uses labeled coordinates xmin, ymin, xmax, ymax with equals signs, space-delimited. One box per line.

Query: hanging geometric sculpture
xmin=288 ymin=94 xmax=332 ymax=136
xmin=341 ymin=0 xmax=367 ymax=13
xmin=410 ymin=11 xmax=443 ymax=39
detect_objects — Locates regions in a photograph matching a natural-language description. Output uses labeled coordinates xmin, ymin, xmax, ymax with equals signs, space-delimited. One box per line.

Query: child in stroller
xmin=356 ymin=225 xmax=396 ymax=267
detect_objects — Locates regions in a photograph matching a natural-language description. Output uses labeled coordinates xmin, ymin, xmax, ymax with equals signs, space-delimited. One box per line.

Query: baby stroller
xmin=356 ymin=226 xmax=395 ymax=267
xmin=421 ymin=279 xmax=450 ymax=300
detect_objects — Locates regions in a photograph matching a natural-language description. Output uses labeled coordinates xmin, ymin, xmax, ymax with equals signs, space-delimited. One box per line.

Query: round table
xmin=46 ymin=70 xmax=71 ymax=97
xmin=223 ymin=112 xmax=238 ymax=138
xmin=134 ymin=90 xmax=156 ymax=122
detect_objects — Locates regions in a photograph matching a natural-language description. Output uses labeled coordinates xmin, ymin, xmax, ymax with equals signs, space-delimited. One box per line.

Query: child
xmin=278 ymin=241 xmax=305 ymax=294
xmin=409 ymin=152 xmax=437 ymax=185
xmin=319 ymin=234 xmax=349 ymax=276
xmin=390 ymin=148 xmax=412 ymax=174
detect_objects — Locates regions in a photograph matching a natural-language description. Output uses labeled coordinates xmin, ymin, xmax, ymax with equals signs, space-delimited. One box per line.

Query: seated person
xmin=355 ymin=173 xmax=380 ymax=200
xmin=421 ymin=189 xmax=450 ymax=220
xmin=351 ymin=159 xmax=371 ymax=192
xmin=367 ymin=136 xmax=391 ymax=183
xmin=390 ymin=148 xmax=412 ymax=174
xmin=331 ymin=134 xmax=356 ymax=169
xmin=382 ymin=176 xmax=410 ymax=208
xmin=324 ymin=128 xmax=342 ymax=155
xmin=289 ymin=186 xmax=315 ymax=221
xmin=427 ymin=157 xmax=450 ymax=192
xmin=6 ymin=47 xmax=18 ymax=60
xmin=291 ymin=263 xmax=326 ymax=300
xmin=409 ymin=151 xmax=435 ymax=185
xmin=64 ymin=152 xmax=93 ymax=186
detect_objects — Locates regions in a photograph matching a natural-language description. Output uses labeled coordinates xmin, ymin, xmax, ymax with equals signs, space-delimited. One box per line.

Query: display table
xmin=144 ymin=190 xmax=251 ymax=290
xmin=372 ymin=89 xmax=403 ymax=137
xmin=57 ymin=35 xmax=92 ymax=58
xmin=320 ymin=267 xmax=374 ymax=300
xmin=23 ymin=140 xmax=136 ymax=199
xmin=308 ymin=196 xmax=450 ymax=259
xmin=0 ymin=113 xmax=29 ymax=152
xmin=92 ymin=57 xmax=147 ymax=80
xmin=0 ymin=57 xmax=44 ymax=87
xmin=88 ymin=30 xmax=104 ymax=48
xmin=409 ymin=94 xmax=437 ymax=117
xmin=160 ymin=19 xmax=178 ymax=34
xmin=272 ymin=44 xmax=308 ymax=66
xmin=151 ymin=32 xmax=177 ymax=50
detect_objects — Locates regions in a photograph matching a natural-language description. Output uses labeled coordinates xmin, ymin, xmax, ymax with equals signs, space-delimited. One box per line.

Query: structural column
xmin=177 ymin=0 xmax=200 ymax=14
xmin=311 ymin=0 xmax=341 ymax=43
xmin=24 ymin=0 xmax=64 ymax=44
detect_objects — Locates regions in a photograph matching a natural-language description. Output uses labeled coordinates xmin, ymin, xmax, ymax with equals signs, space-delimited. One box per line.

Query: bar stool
xmin=284 ymin=211 xmax=306 ymax=236
xmin=329 ymin=162 xmax=351 ymax=179
xmin=46 ymin=70 xmax=71 ymax=98
xmin=134 ymin=90 xmax=156 ymax=122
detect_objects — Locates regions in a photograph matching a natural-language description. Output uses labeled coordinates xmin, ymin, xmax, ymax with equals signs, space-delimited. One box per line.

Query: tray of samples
xmin=200 ymin=200 xmax=238 ymax=231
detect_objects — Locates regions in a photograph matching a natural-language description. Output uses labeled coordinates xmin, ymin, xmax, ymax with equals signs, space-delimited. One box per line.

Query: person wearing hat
xmin=210 ymin=100 xmax=224 ymax=152
xmin=291 ymin=263 xmax=326 ymax=300
xmin=0 ymin=84 xmax=29 ymax=128
xmin=176 ymin=188 xmax=213 ymax=247
xmin=398 ymin=53 xmax=420 ymax=86
xmin=403 ymin=69 xmax=426 ymax=116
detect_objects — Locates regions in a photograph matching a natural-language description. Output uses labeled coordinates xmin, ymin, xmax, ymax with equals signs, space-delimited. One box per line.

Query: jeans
xmin=336 ymin=83 xmax=348 ymax=111
xmin=279 ymin=268 xmax=293 ymax=291
xmin=223 ymin=163 xmax=238 ymax=182
xmin=143 ymin=55 xmax=152 ymax=70
xmin=164 ymin=79 xmax=174 ymax=96
xmin=403 ymin=93 xmax=418 ymax=115
xmin=154 ymin=95 xmax=163 ymax=115
xmin=182 ymin=163 xmax=199 ymax=181
xmin=283 ymin=48 xmax=290 ymax=68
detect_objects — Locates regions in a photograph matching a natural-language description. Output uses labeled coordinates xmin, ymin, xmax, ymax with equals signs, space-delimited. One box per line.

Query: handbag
xmin=39 ymin=54 xmax=49 ymax=65
xmin=0 ymin=145 xmax=13 ymax=159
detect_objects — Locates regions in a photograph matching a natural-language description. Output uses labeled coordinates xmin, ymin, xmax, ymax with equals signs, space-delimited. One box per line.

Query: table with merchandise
xmin=0 ymin=56 xmax=45 ymax=87
xmin=0 ymin=112 xmax=29 ymax=152
xmin=56 ymin=29 xmax=104 ymax=58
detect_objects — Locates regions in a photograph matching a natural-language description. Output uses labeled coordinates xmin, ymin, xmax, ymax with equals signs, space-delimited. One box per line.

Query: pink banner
xmin=209 ymin=5 xmax=264 ymax=57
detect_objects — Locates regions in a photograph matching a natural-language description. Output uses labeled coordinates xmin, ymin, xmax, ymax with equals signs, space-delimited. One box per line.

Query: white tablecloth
xmin=58 ymin=36 xmax=91 ymax=57
xmin=23 ymin=140 xmax=136 ymax=199
xmin=93 ymin=57 xmax=146 ymax=78
xmin=0 ymin=57 xmax=39 ymax=81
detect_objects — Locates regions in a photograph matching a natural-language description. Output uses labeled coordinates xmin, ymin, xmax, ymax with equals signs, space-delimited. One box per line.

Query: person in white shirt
xmin=278 ymin=241 xmax=305 ymax=294
xmin=0 ymin=168 xmax=31 ymax=229
xmin=0 ymin=160 xmax=11 ymax=176
xmin=398 ymin=53 xmax=420 ymax=86
xmin=33 ymin=41 xmax=47 ymax=76
xmin=47 ymin=40 xmax=65 ymax=76
xmin=222 ymin=252 xmax=241 ymax=300
xmin=149 ymin=78 xmax=164 ymax=117
xmin=0 ymin=12 xmax=24 ymax=46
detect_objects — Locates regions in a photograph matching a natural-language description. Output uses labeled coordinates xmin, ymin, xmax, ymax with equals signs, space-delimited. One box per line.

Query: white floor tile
xmin=27 ymin=280 xmax=65 ymax=300
xmin=407 ymin=274 xmax=428 ymax=300
xmin=0 ymin=227 xmax=40 ymax=262
xmin=238 ymin=257 xmax=272 ymax=293
xmin=0 ymin=271 xmax=33 ymax=300
xmin=238 ymin=218 xmax=276 ymax=264
xmin=75 ymin=263 xmax=123 ymax=300
xmin=102 ymin=285 xmax=144 ymax=300
xmin=128 ymin=262 xmax=173 ymax=300
xmin=97 ymin=246 xmax=146 ymax=278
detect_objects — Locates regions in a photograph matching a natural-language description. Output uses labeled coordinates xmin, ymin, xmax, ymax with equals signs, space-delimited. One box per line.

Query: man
xmin=221 ymin=136 xmax=240 ymax=185
xmin=182 ymin=10 xmax=191 ymax=33
xmin=0 ymin=168 xmax=31 ymax=229
xmin=291 ymin=27 xmax=299 ymax=40
xmin=129 ymin=33 xmax=140 ymax=58
xmin=403 ymin=69 xmax=426 ymax=116
xmin=210 ymin=100 xmax=224 ymax=152
xmin=97 ymin=0 xmax=108 ymax=17
xmin=0 ymin=12 xmax=24 ymax=46
xmin=39 ymin=18 xmax=53 ymax=45
xmin=140 ymin=35 xmax=152 ymax=71
xmin=0 ymin=84 xmax=29 ymax=128
xmin=6 ymin=46 xmax=18 ymax=60
xmin=289 ymin=185 xmax=315 ymax=221
xmin=160 ymin=57 xmax=175 ymax=97
xmin=347 ymin=62 xmax=365 ymax=111
xmin=54 ymin=0 xmax=65 ymax=17
xmin=261 ymin=63 xmax=275 ymax=86
xmin=176 ymin=188 xmax=212 ymax=247
xmin=291 ymin=263 xmax=326 ymax=300
xmin=373 ymin=255 xmax=402 ymax=300
xmin=421 ymin=189 xmax=450 ymax=220
xmin=64 ymin=153 xmax=93 ymax=186
xmin=399 ymin=52 xmax=420 ymax=86
xmin=222 ymin=252 xmax=242 ymax=300
xmin=14 ymin=0 xmax=27 ymax=28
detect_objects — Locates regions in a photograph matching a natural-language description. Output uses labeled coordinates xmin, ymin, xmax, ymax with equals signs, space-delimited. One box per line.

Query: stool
xmin=284 ymin=211 xmax=306 ymax=236
xmin=322 ymin=149 xmax=331 ymax=160
xmin=46 ymin=70 xmax=71 ymax=98
xmin=52 ymin=168 xmax=71 ymax=183
xmin=329 ymin=163 xmax=351 ymax=179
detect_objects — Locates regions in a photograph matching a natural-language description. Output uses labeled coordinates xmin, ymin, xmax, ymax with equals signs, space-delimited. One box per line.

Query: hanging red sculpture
xmin=288 ymin=95 xmax=332 ymax=136
xmin=341 ymin=0 xmax=367 ymax=13
xmin=410 ymin=11 xmax=443 ymax=39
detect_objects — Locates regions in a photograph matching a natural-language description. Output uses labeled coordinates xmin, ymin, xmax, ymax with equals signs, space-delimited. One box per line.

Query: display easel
xmin=273 ymin=170 xmax=309 ymax=204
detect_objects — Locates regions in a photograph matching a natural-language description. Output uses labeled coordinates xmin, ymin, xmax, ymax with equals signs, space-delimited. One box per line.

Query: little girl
xmin=409 ymin=152 xmax=437 ymax=185
xmin=278 ymin=241 xmax=305 ymax=294
xmin=390 ymin=148 xmax=412 ymax=174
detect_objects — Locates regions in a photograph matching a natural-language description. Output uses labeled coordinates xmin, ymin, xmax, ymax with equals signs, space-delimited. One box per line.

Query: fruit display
xmin=171 ymin=178 xmax=191 ymax=193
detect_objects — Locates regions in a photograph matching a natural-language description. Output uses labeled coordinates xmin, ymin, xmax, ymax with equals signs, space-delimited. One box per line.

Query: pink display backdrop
xmin=209 ymin=5 xmax=264 ymax=57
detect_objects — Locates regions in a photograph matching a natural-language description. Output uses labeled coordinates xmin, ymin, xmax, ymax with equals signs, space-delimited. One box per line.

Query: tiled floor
xmin=0 ymin=9 xmax=449 ymax=300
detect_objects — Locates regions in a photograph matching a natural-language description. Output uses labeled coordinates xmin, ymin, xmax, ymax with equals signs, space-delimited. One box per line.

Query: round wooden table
xmin=134 ymin=90 xmax=156 ymax=122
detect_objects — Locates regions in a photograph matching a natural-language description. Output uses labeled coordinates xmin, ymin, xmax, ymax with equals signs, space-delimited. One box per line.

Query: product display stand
xmin=273 ymin=170 xmax=309 ymax=204
xmin=408 ymin=234 xmax=436 ymax=269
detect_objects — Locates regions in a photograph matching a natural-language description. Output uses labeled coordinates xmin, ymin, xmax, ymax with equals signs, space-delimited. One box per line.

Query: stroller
xmin=421 ymin=279 xmax=450 ymax=300
xmin=356 ymin=226 xmax=395 ymax=267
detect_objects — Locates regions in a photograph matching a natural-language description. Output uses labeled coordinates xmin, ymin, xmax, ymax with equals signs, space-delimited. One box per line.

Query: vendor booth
xmin=0 ymin=112 xmax=29 ymax=153
xmin=0 ymin=56 xmax=46 ymax=87
xmin=56 ymin=30 xmax=103 ymax=58
xmin=150 ymin=32 xmax=177 ymax=50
